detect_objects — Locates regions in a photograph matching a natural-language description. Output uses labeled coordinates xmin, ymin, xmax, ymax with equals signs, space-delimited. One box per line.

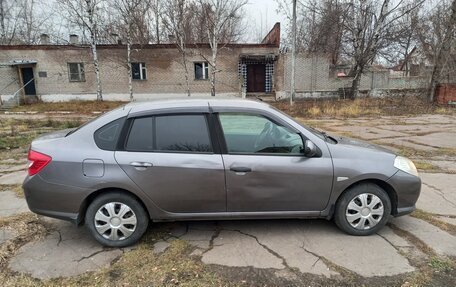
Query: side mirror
xmin=303 ymin=140 xmax=318 ymax=158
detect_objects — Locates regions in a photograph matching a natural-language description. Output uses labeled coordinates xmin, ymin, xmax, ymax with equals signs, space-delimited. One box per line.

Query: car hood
xmin=330 ymin=136 xmax=396 ymax=155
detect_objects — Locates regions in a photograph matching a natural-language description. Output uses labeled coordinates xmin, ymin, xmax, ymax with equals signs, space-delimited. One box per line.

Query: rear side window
xmin=94 ymin=117 xmax=125 ymax=151
xmin=124 ymin=114 xmax=212 ymax=153
xmin=155 ymin=115 xmax=212 ymax=152
xmin=125 ymin=117 xmax=153 ymax=151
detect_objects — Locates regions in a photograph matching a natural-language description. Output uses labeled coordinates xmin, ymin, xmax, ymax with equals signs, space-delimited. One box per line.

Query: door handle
xmin=230 ymin=166 xmax=252 ymax=173
xmin=130 ymin=161 xmax=153 ymax=168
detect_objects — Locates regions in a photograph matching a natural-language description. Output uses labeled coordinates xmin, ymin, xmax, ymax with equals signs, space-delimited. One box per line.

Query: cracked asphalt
xmin=0 ymin=113 xmax=455 ymax=285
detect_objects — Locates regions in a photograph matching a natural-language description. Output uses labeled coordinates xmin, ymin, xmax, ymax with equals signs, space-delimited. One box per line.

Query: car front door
xmin=217 ymin=112 xmax=333 ymax=212
xmin=115 ymin=113 xmax=226 ymax=213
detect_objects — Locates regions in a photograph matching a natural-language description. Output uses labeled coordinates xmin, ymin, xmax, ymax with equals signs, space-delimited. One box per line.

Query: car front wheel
xmin=85 ymin=191 xmax=149 ymax=247
xmin=334 ymin=183 xmax=391 ymax=236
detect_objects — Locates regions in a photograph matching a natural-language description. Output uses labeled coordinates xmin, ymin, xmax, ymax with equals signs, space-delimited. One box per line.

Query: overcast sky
xmin=245 ymin=0 xmax=288 ymax=42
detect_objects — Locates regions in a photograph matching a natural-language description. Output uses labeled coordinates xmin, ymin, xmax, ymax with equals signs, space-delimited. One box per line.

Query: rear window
xmin=94 ymin=117 xmax=125 ymax=151
xmin=124 ymin=114 xmax=212 ymax=153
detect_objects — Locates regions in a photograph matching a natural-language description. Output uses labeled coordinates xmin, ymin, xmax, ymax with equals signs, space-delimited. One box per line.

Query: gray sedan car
xmin=23 ymin=99 xmax=421 ymax=247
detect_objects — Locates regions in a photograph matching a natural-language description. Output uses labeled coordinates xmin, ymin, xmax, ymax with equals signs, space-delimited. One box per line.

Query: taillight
xmin=28 ymin=150 xmax=52 ymax=176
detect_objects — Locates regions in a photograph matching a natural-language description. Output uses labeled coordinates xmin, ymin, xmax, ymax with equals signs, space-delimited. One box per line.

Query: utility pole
xmin=290 ymin=0 xmax=297 ymax=105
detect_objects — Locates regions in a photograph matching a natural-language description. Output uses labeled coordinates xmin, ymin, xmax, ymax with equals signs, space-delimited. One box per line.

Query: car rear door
xmin=114 ymin=112 xmax=226 ymax=213
xmin=216 ymin=112 xmax=333 ymax=212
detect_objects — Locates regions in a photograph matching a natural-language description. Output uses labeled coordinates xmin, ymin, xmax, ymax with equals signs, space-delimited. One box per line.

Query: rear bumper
xmin=27 ymin=207 xmax=79 ymax=224
xmin=23 ymin=174 xmax=87 ymax=224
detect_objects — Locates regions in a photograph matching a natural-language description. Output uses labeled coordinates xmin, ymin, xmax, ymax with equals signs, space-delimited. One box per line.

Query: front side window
xmin=132 ymin=62 xmax=147 ymax=80
xmin=125 ymin=114 xmax=212 ymax=153
xmin=219 ymin=113 xmax=303 ymax=154
xmin=194 ymin=62 xmax=209 ymax=80
xmin=68 ymin=62 xmax=85 ymax=82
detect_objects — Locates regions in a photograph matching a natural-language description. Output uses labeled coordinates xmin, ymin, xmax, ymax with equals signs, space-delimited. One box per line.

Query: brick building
xmin=0 ymin=24 xmax=281 ymax=104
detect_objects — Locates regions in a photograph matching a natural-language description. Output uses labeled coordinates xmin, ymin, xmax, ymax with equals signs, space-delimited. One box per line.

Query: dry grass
xmin=0 ymin=233 xmax=232 ymax=287
xmin=0 ymin=213 xmax=49 ymax=267
xmin=10 ymin=100 xmax=125 ymax=114
xmin=414 ymin=161 xmax=441 ymax=172
xmin=411 ymin=209 xmax=456 ymax=236
xmin=0 ymin=185 xmax=25 ymax=198
xmin=272 ymin=96 xmax=455 ymax=118
xmin=7 ymin=96 xmax=455 ymax=117
xmin=0 ymin=118 xmax=84 ymax=150
xmin=389 ymin=217 xmax=456 ymax=287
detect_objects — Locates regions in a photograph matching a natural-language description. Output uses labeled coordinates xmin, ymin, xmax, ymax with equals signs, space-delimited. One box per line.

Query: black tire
xmin=334 ymin=183 xmax=391 ymax=236
xmin=85 ymin=191 xmax=149 ymax=247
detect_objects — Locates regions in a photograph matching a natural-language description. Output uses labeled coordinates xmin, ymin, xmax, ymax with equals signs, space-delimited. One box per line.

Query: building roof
xmin=0 ymin=42 xmax=279 ymax=51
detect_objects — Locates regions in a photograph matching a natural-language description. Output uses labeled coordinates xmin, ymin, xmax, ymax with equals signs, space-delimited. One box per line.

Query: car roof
xmin=126 ymin=97 xmax=269 ymax=114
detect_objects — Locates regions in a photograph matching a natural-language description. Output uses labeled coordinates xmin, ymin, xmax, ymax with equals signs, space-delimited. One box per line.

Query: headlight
xmin=394 ymin=156 xmax=419 ymax=177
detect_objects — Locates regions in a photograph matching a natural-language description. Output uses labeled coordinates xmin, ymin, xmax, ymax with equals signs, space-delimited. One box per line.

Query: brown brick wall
xmin=435 ymin=84 xmax=456 ymax=105
xmin=0 ymin=44 xmax=278 ymax=98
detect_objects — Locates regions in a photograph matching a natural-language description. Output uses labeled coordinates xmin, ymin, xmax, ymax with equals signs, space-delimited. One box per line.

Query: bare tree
xmin=0 ymin=0 xmax=11 ymax=43
xmin=342 ymin=0 xmax=424 ymax=99
xmin=113 ymin=0 xmax=151 ymax=101
xmin=425 ymin=0 xmax=456 ymax=102
xmin=197 ymin=0 xmax=247 ymax=97
xmin=58 ymin=0 xmax=105 ymax=101
xmin=276 ymin=0 xmax=346 ymax=65
xmin=0 ymin=0 xmax=56 ymax=44
xmin=150 ymin=0 xmax=164 ymax=44
xmin=163 ymin=0 xmax=193 ymax=97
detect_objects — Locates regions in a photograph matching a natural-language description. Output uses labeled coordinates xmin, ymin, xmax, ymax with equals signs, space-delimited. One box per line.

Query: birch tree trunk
xmin=210 ymin=25 xmax=217 ymax=97
xmin=210 ymin=51 xmax=217 ymax=97
xmin=90 ymin=37 xmax=103 ymax=101
xmin=180 ymin=44 xmax=190 ymax=97
xmin=86 ymin=0 xmax=102 ymax=101
xmin=127 ymin=33 xmax=133 ymax=101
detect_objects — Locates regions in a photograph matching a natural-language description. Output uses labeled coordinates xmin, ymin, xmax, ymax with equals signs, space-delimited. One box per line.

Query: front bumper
xmin=387 ymin=170 xmax=421 ymax=216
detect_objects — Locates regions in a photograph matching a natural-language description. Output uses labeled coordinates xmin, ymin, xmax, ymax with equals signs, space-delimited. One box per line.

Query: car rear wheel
xmin=334 ymin=183 xmax=391 ymax=236
xmin=85 ymin=192 xmax=149 ymax=247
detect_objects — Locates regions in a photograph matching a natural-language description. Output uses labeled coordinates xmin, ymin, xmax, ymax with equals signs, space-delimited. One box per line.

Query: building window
xmin=68 ymin=63 xmax=85 ymax=82
xmin=132 ymin=62 xmax=147 ymax=80
xmin=194 ymin=62 xmax=209 ymax=80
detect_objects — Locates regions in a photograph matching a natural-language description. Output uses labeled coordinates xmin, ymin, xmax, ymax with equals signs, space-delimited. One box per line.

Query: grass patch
xmin=0 ymin=134 xmax=36 ymax=150
xmin=10 ymin=100 xmax=125 ymax=114
xmin=383 ymin=143 xmax=456 ymax=159
xmin=0 ymin=118 xmax=85 ymax=150
xmin=428 ymin=257 xmax=454 ymax=272
xmin=414 ymin=161 xmax=441 ymax=172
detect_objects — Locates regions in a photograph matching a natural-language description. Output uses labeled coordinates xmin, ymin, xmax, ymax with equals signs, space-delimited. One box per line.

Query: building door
xmin=21 ymin=67 xmax=36 ymax=95
xmin=247 ymin=64 xmax=266 ymax=92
